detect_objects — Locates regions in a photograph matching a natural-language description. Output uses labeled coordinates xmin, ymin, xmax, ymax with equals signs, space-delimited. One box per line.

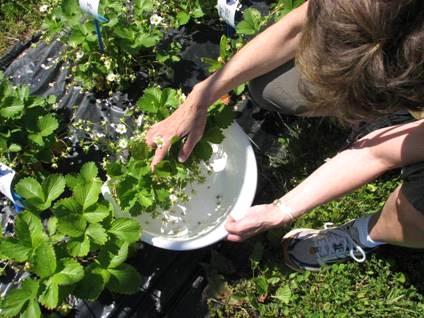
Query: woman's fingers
xmin=224 ymin=216 xmax=252 ymax=241
xmin=178 ymin=130 xmax=202 ymax=163
xmin=145 ymin=101 xmax=208 ymax=167
xmin=145 ymin=124 xmax=161 ymax=149
xmin=151 ymin=138 xmax=172 ymax=169
xmin=226 ymin=233 xmax=245 ymax=242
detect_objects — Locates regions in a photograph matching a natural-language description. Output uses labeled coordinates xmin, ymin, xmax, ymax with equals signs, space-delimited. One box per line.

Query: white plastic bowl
xmin=104 ymin=122 xmax=257 ymax=250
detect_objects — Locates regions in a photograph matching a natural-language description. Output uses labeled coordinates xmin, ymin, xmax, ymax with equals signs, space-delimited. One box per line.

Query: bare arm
xmin=146 ymin=3 xmax=308 ymax=167
xmin=226 ymin=120 xmax=424 ymax=241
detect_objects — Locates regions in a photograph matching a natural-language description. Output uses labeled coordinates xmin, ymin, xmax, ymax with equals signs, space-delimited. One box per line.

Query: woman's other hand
xmin=225 ymin=204 xmax=291 ymax=242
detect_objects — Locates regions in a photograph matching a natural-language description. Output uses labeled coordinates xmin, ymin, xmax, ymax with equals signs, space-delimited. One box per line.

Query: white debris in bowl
xmin=139 ymin=143 xmax=237 ymax=240
xmin=210 ymin=144 xmax=228 ymax=172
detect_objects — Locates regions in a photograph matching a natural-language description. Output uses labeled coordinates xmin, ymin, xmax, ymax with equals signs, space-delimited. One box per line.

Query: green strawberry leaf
xmin=0 ymin=103 xmax=24 ymax=119
xmin=65 ymin=174 xmax=84 ymax=190
xmin=37 ymin=114 xmax=58 ymax=137
xmin=15 ymin=212 xmax=46 ymax=248
xmin=8 ymin=143 xmax=22 ymax=152
xmin=254 ymin=276 xmax=269 ymax=295
xmin=176 ymin=11 xmax=190 ymax=26
xmin=67 ymin=235 xmax=90 ymax=257
xmin=38 ymin=280 xmax=58 ymax=310
xmin=98 ymin=241 xmax=129 ymax=269
xmin=234 ymin=83 xmax=246 ymax=96
xmin=0 ymin=279 xmax=39 ymax=318
xmin=193 ymin=140 xmax=213 ymax=162
xmin=46 ymin=95 xmax=57 ymax=105
xmin=54 ymin=197 xmax=81 ymax=216
xmin=73 ymin=270 xmax=105 ymax=301
xmin=51 ymin=258 xmax=84 ymax=286
xmin=133 ymin=33 xmax=160 ymax=48
xmin=0 ymin=239 xmax=32 ymax=262
xmin=107 ymin=264 xmax=142 ymax=294
xmin=136 ymin=87 xmax=162 ymax=113
xmin=32 ymin=241 xmax=57 ymax=278
xmin=15 ymin=177 xmax=45 ymax=207
xmin=18 ymin=85 xmax=30 ymax=101
xmin=80 ymin=162 xmax=98 ymax=181
xmin=21 ymin=299 xmax=41 ymax=318
xmin=161 ymin=88 xmax=180 ymax=109
xmin=28 ymin=133 xmax=44 ymax=147
xmin=56 ymin=214 xmax=87 ymax=238
xmin=83 ymin=203 xmax=110 ymax=223
xmin=134 ymin=0 xmax=154 ymax=13
xmin=236 ymin=8 xmax=262 ymax=35
xmin=62 ymin=0 xmax=80 ymax=17
xmin=47 ymin=216 xmax=58 ymax=236
xmin=73 ymin=180 xmax=102 ymax=211
xmin=44 ymin=174 xmax=66 ymax=204
xmin=203 ymin=126 xmax=225 ymax=144
xmin=209 ymin=104 xmax=235 ymax=129
xmin=86 ymin=223 xmax=108 ymax=245
xmin=273 ymin=285 xmax=291 ymax=304
xmin=108 ymin=218 xmax=141 ymax=243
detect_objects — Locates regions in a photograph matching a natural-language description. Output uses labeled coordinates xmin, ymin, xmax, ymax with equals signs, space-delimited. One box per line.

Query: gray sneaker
xmin=282 ymin=220 xmax=374 ymax=272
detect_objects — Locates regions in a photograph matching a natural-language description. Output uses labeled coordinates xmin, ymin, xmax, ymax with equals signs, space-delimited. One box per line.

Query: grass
xmin=0 ymin=0 xmax=50 ymax=55
xmin=205 ymin=115 xmax=424 ymax=317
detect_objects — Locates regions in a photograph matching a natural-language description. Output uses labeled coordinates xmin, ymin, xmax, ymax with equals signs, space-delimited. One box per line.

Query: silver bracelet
xmin=272 ymin=199 xmax=295 ymax=222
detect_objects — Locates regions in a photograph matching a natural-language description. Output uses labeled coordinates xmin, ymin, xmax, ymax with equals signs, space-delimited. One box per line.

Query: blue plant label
xmin=0 ymin=163 xmax=24 ymax=212
xmin=217 ymin=0 xmax=239 ymax=28
xmin=79 ymin=0 xmax=108 ymax=23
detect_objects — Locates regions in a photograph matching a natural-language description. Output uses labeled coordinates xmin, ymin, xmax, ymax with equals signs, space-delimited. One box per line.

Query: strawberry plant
xmin=0 ymin=162 xmax=142 ymax=317
xmin=0 ymin=72 xmax=64 ymax=174
xmin=202 ymin=7 xmax=270 ymax=97
xmin=106 ymin=87 xmax=235 ymax=216
xmin=154 ymin=0 xmax=217 ymax=28
xmin=43 ymin=0 xmax=164 ymax=91
xmin=203 ymin=2 xmax=305 ymax=96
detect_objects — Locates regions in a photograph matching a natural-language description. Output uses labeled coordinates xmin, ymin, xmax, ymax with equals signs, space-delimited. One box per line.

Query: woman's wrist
xmin=273 ymin=198 xmax=296 ymax=222
xmin=191 ymin=80 xmax=219 ymax=111
xmin=269 ymin=199 xmax=295 ymax=225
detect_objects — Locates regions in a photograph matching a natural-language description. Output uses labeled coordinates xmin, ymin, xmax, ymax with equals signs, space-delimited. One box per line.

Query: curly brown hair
xmin=296 ymin=0 xmax=424 ymax=122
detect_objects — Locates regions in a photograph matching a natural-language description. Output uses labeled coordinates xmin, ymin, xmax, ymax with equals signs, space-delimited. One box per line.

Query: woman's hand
xmin=145 ymin=85 xmax=211 ymax=169
xmin=225 ymin=204 xmax=291 ymax=242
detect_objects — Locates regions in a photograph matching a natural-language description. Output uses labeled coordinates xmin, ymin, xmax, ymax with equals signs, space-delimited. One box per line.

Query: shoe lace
xmin=314 ymin=223 xmax=366 ymax=264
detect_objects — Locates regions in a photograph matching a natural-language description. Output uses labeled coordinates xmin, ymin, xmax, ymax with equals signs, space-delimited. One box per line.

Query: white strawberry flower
xmin=115 ymin=123 xmax=127 ymax=134
xmin=94 ymin=131 xmax=105 ymax=139
xmin=135 ymin=115 xmax=144 ymax=127
xmin=76 ymin=51 xmax=84 ymax=60
xmin=106 ymin=73 xmax=118 ymax=82
xmin=104 ymin=59 xmax=112 ymax=69
xmin=118 ymin=138 xmax=128 ymax=149
xmin=169 ymin=194 xmax=178 ymax=204
xmin=39 ymin=4 xmax=49 ymax=13
xmin=150 ymin=14 xmax=163 ymax=26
